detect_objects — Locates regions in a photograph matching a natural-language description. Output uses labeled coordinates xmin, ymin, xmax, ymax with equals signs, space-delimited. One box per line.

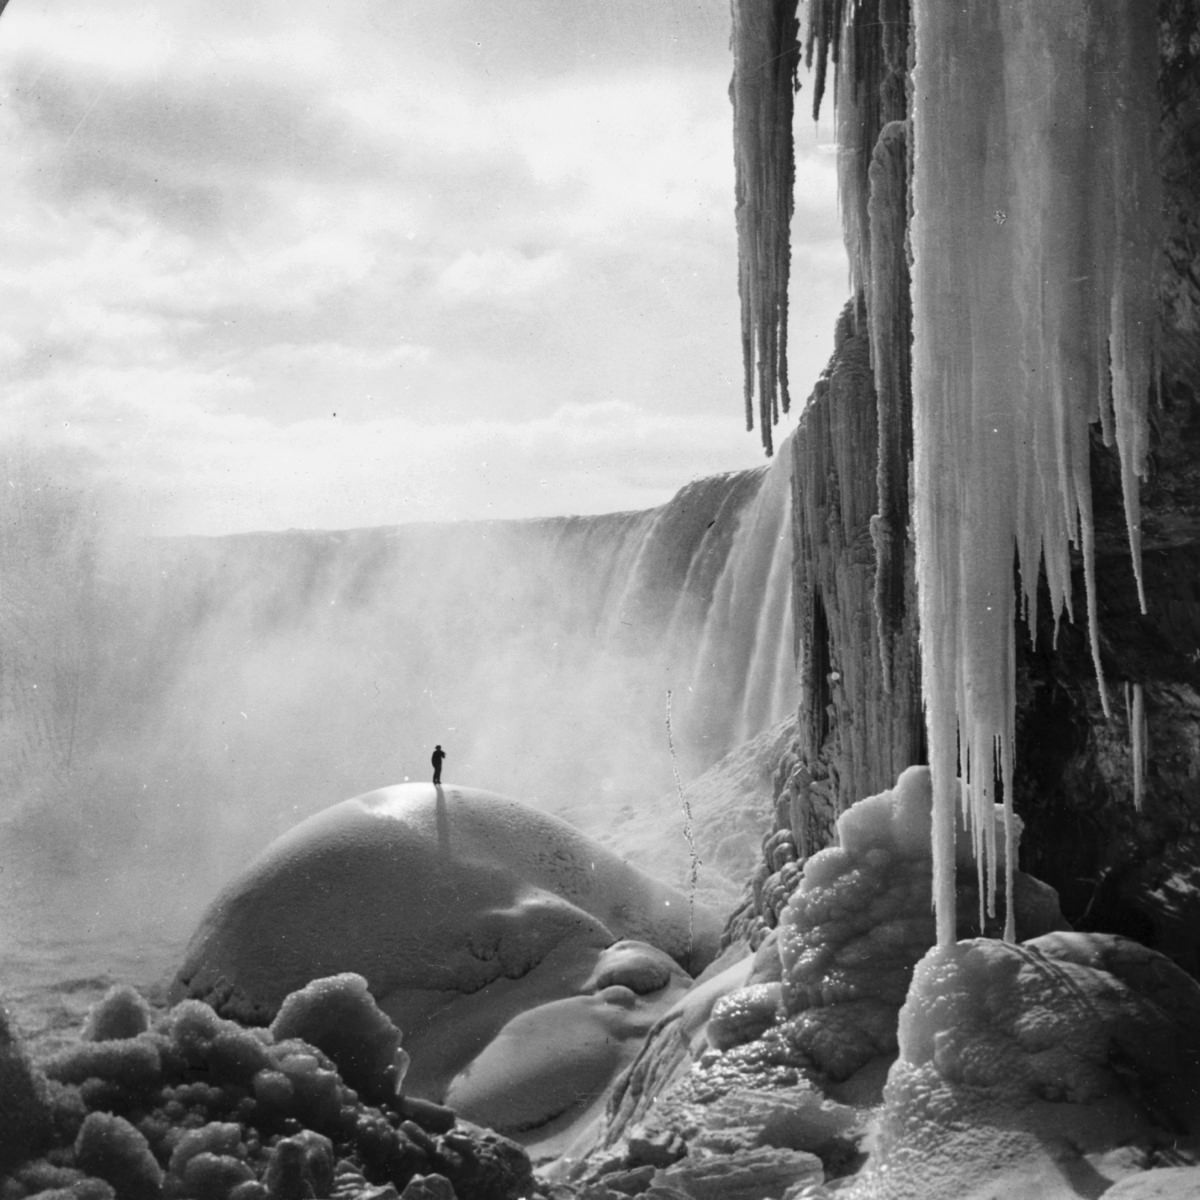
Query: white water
xmin=1 ymin=444 xmax=798 ymax=962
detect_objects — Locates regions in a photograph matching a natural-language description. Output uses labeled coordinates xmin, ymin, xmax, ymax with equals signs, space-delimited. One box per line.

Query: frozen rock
xmin=24 ymin=1182 xmax=117 ymax=1200
xmin=688 ymin=1086 xmax=858 ymax=1157
xmin=172 ymin=784 xmax=719 ymax=1126
xmin=774 ymin=766 xmax=1066 ymax=1082
xmin=1103 ymin=1168 xmax=1200 ymax=1199
xmin=706 ymin=982 xmax=782 ymax=1050
xmin=73 ymin=1112 xmax=163 ymax=1200
xmin=167 ymin=1121 xmax=243 ymax=1176
xmin=0 ymin=1006 xmax=55 ymax=1174
xmin=849 ymin=934 xmax=1200 ymax=1198
xmin=270 ymin=972 xmax=404 ymax=1104
xmin=180 ymin=1151 xmax=256 ymax=1198
xmin=263 ymin=1130 xmax=334 ymax=1200
xmin=399 ymin=1174 xmax=457 ymax=1200
xmin=654 ymin=1146 xmax=823 ymax=1200
xmin=82 ymin=985 xmax=153 ymax=1042
xmin=431 ymin=1124 xmax=533 ymax=1200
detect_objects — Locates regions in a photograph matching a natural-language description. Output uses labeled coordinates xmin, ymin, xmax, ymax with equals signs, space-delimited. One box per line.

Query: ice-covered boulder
xmin=171 ymin=784 xmax=718 ymax=1140
xmin=849 ymin=933 xmax=1200 ymax=1198
xmin=768 ymin=765 xmax=1065 ymax=1085
xmin=443 ymin=940 xmax=692 ymax=1159
xmin=0 ymin=1007 xmax=56 ymax=1174
xmin=269 ymin=972 xmax=407 ymax=1105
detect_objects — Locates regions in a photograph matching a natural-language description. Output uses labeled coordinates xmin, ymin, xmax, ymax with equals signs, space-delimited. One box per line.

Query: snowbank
xmin=171 ymin=784 xmax=720 ymax=1148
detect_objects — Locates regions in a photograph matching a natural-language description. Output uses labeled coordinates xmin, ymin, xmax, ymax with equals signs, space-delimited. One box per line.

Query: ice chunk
xmin=82 ymin=985 xmax=153 ymax=1042
xmin=73 ymin=1112 xmax=163 ymax=1200
xmin=270 ymin=973 xmax=404 ymax=1105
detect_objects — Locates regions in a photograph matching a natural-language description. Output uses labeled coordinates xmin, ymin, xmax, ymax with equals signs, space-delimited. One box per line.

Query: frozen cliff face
xmin=732 ymin=0 xmax=1200 ymax=972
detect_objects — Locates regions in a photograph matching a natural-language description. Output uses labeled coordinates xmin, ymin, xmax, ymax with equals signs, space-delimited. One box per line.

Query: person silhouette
xmin=431 ymin=744 xmax=445 ymax=786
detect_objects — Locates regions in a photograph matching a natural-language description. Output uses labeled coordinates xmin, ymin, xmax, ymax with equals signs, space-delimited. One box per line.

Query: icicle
xmin=867 ymin=120 xmax=910 ymax=694
xmin=1126 ymin=682 xmax=1147 ymax=812
xmin=731 ymin=0 xmax=801 ymax=455
xmin=910 ymin=1 xmax=1159 ymax=946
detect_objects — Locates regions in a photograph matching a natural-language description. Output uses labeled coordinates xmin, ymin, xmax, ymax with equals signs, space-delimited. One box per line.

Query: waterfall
xmin=1 ymin=447 xmax=798 ymax=939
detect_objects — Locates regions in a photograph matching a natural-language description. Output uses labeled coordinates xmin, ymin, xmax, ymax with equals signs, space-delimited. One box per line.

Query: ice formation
xmin=268 ymin=972 xmax=406 ymax=1105
xmin=730 ymin=0 xmax=800 ymax=453
xmin=767 ymin=766 xmax=1064 ymax=1082
xmin=757 ymin=1 xmax=1161 ymax=944
xmin=909 ymin=1 xmax=1160 ymax=944
xmin=1 ymin=983 xmax=535 ymax=1198
xmin=851 ymin=933 xmax=1200 ymax=1198
xmin=1127 ymin=681 xmax=1148 ymax=812
xmin=170 ymin=783 xmax=720 ymax=1143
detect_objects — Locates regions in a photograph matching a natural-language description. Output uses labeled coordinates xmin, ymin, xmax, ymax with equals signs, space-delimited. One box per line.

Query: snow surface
xmin=170 ymin=783 xmax=720 ymax=1151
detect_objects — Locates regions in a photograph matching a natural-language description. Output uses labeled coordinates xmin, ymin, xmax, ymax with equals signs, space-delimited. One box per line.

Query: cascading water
xmin=1 ymin=443 xmax=798 ymax=946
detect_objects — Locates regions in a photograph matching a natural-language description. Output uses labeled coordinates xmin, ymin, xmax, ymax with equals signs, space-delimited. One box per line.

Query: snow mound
xmin=171 ymin=783 xmax=720 ymax=1141
xmin=851 ymin=934 xmax=1200 ymax=1198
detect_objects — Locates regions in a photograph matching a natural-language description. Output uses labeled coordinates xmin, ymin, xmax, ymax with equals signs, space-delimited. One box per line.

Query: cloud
xmin=1 ymin=0 xmax=847 ymax=535
xmin=436 ymin=247 xmax=567 ymax=302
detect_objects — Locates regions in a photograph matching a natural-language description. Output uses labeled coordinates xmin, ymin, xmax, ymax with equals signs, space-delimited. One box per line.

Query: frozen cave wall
xmin=744 ymin=0 xmax=1200 ymax=970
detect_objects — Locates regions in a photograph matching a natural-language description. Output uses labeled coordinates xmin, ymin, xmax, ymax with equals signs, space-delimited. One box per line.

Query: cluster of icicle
xmin=741 ymin=1 xmax=1161 ymax=945
xmin=911 ymin=1 xmax=1159 ymax=944
xmin=730 ymin=0 xmax=801 ymax=455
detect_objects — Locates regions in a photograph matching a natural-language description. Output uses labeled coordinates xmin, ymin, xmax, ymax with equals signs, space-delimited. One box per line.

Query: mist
xmin=0 ymin=437 xmax=796 ymax=952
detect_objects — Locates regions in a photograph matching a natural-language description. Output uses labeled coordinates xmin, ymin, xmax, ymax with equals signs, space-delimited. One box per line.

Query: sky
xmin=1 ymin=0 xmax=846 ymax=535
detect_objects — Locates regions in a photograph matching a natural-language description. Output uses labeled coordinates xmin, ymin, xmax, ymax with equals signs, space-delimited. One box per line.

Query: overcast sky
xmin=2 ymin=0 xmax=845 ymax=535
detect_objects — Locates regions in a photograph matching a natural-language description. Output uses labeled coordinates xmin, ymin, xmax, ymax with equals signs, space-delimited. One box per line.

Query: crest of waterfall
xmin=1 ymin=449 xmax=797 ymax=912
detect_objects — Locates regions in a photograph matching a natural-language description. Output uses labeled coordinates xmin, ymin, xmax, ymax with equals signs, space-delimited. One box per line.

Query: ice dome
xmin=171 ymin=783 xmax=719 ymax=1146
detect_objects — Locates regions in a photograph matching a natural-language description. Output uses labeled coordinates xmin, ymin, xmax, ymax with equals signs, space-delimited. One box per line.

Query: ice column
xmin=911 ymin=1 xmax=1159 ymax=945
xmin=731 ymin=0 xmax=801 ymax=455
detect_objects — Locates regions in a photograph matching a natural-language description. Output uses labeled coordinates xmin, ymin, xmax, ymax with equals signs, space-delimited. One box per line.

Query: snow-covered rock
xmin=171 ymin=784 xmax=717 ymax=1150
xmin=849 ymin=933 xmax=1200 ymax=1198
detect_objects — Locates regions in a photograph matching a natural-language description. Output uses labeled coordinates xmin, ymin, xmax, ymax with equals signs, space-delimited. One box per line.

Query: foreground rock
xmin=0 ymin=980 xmax=533 ymax=1200
xmin=570 ymin=768 xmax=1200 ymax=1199
xmin=847 ymin=933 xmax=1200 ymax=1199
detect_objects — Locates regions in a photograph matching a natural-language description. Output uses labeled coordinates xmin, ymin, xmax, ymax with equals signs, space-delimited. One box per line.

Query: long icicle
xmin=910 ymin=0 xmax=1158 ymax=944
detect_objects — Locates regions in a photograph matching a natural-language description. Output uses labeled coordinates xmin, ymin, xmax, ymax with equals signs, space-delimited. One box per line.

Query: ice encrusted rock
xmin=848 ymin=933 xmax=1200 ymax=1198
xmin=772 ymin=766 xmax=1065 ymax=1082
xmin=651 ymin=1146 xmax=823 ymax=1200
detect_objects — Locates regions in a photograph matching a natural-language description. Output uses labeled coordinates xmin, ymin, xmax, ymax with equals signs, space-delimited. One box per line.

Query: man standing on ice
xmin=431 ymin=744 xmax=445 ymax=786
